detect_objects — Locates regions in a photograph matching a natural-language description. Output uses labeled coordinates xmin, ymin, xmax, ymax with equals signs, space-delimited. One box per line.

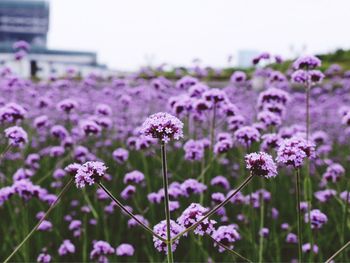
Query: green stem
xmin=4 ymin=178 xmax=74 ymax=263
xmin=258 ymin=180 xmax=265 ymax=263
xmin=207 ymin=234 xmax=252 ymax=262
xmin=98 ymin=182 xmax=166 ymax=243
xmin=161 ymin=143 xmax=174 ymax=263
xmin=296 ymin=169 xmax=302 ymax=263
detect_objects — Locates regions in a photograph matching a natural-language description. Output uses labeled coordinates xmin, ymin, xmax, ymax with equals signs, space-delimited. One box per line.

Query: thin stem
xmin=210 ymin=103 xmax=217 ymax=149
xmin=172 ymin=173 xmax=255 ymax=242
xmin=98 ymin=182 xmax=166 ymax=243
xmin=161 ymin=143 xmax=174 ymax=263
xmin=4 ymin=178 xmax=74 ymax=263
xmin=325 ymin=241 xmax=350 ymax=263
xmin=306 ymin=84 xmax=310 ymax=141
xmin=258 ymin=180 xmax=265 ymax=263
xmin=207 ymin=234 xmax=252 ymax=263
xmin=295 ymin=169 xmax=302 ymax=263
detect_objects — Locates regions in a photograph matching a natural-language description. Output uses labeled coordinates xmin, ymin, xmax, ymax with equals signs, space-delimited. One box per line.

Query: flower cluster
xmin=211 ymin=225 xmax=241 ymax=252
xmin=74 ymin=161 xmax=107 ymax=188
xmin=140 ymin=112 xmax=184 ymax=143
xmin=4 ymin=126 xmax=28 ymax=147
xmin=245 ymin=152 xmax=278 ymax=178
xmin=153 ymin=220 xmax=183 ymax=254
xmin=276 ymin=136 xmax=315 ymax=168
xmin=177 ymin=203 xmax=216 ymax=236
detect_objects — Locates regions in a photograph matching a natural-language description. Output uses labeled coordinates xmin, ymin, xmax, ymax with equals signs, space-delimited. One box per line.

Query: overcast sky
xmin=48 ymin=0 xmax=350 ymax=70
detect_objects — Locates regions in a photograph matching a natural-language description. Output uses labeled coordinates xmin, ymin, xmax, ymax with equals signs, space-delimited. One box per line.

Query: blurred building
xmin=0 ymin=0 xmax=109 ymax=78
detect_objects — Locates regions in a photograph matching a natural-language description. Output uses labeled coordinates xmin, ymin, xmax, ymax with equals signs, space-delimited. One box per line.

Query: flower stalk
xmin=160 ymin=143 xmax=174 ymax=263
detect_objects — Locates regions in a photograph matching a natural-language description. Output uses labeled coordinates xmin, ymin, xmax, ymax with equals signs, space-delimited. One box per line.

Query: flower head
xmin=90 ymin=241 xmax=115 ymax=263
xmin=153 ymin=220 xmax=183 ymax=254
xmin=304 ymin=209 xmax=328 ymax=229
xmin=140 ymin=112 xmax=184 ymax=143
xmin=116 ymin=243 xmax=134 ymax=256
xmin=276 ymin=136 xmax=315 ymax=168
xmin=212 ymin=225 xmax=241 ymax=252
xmin=177 ymin=203 xmax=216 ymax=236
xmin=293 ymin=55 xmax=321 ymax=70
xmin=245 ymin=152 xmax=277 ymax=178
xmin=5 ymin=126 xmax=28 ymax=147
xmin=75 ymin=161 xmax=107 ymax=188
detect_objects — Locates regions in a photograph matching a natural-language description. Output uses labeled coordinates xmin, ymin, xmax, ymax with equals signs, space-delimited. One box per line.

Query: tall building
xmin=0 ymin=0 xmax=109 ymax=78
xmin=0 ymin=0 xmax=49 ymax=48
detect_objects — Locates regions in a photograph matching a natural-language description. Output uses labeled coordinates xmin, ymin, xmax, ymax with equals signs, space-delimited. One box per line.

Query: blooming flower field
xmin=1 ymin=45 xmax=350 ymax=262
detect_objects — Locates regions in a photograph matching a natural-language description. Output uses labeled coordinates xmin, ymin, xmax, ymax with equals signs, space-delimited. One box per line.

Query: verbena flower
xmin=177 ymin=203 xmax=216 ymax=236
xmin=112 ymin=148 xmax=129 ymax=164
xmin=234 ymin=126 xmax=260 ymax=147
xmin=120 ymin=185 xmax=136 ymax=200
xmin=276 ymin=136 xmax=315 ymax=168
xmin=123 ymin=170 xmax=144 ymax=184
xmin=259 ymin=227 xmax=269 ymax=238
xmin=302 ymin=243 xmax=319 ymax=254
xmin=116 ymin=243 xmax=134 ymax=256
xmin=322 ymin=163 xmax=345 ymax=183
xmin=286 ymin=233 xmax=298 ymax=244
xmin=140 ymin=112 xmax=184 ymax=143
xmin=4 ymin=126 xmax=28 ymax=147
xmin=183 ymin=139 xmax=205 ymax=161
xmin=37 ymin=251 xmax=51 ymax=263
xmin=212 ymin=225 xmax=241 ymax=252
xmin=74 ymin=161 xmax=107 ymax=188
xmin=180 ymin=179 xmax=207 ymax=197
xmin=0 ymin=103 xmax=27 ymax=123
xmin=210 ymin=175 xmax=230 ymax=190
xmin=304 ymin=209 xmax=328 ymax=229
xmin=245 ymin=152 xmax=277 ymax=178
xmin=58 ymin=240 xmax=75 ymax=256
xmin=90 ymin=241 xmax=115 ymax=263
xmin=293 ymin=55 xmax=321 ymax=70
xmin=153 ymin=220 xmax=183 ymax=254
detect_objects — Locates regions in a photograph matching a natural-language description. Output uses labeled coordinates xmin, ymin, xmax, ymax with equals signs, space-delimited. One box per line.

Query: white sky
xmin=48 ymin=0 xmax=350 ymax=70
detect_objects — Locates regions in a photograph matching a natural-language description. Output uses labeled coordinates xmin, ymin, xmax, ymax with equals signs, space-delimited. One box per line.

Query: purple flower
xmin=257 ymin=111 xmax=282 ymax=127
xmin=123 ymin=170 xmax=144 ymax=184
xmin=261 ymin=133 xmax=282 ymax=152
xmin=183 ymin=139 xmax=205 ymax=161
xmin=128 ymin=214 xmax=149 ymax=228
xmin=314 ymin=189 xmax=336 ymax=203
xmin=80 ymin=120 xmax=102 ymax=136
xmin=322 ymin=163 xmax=345 ymax=183
xmin=50 ymin=125 xmax=69 ymax=140
xmin=153 ymin=220 xmax=183 ymax=254
xmin=38 ymin=220 xmax=53 ymax=231
xmin=259 ymin=227 xmax=269 ymax=238
xmin=120 ymin=185 xmax=136 ymax=200
xmin=276 ymin=136 xmax=315 ymax=168
xmin=340 ymin=191 xmax=350 ymax=203
xmin=302 ymin=243 xmax=319 ymax=254
xmin=13 ymin=40 xmax=30 ymax=51
xmin=112 ymin=148 xmax=129 ymax=164
xmin=34 ymin=115 xmax=49 ymax=129
xmin=202 ymin=88 xmax=227 ymax=104
xmin=210 ymin=175 xmax=230 ymax=190
xmin=75 ymin=161 xmax=107 ymax=188
xmin=291 ymin=70 xmax=309 ymax=84
xmin=90 ymin=241 xmax=115 ymax=263
xmin=212 ymin=225 xmax=241 ymax=252
xmin=180 ymin=179 xmax=207 ymax=197
xmin=177 ymin=203 xmax=216 ymax=236
xmin=37 ymin=251 xmax=51 ymax=263
xmin=293 ymin=55 xmax=321 ymax=70
xmin=230 ymin=71 xmax=247 ymax=83
xmin=245 ymin=152 xmax=277 ymax=178
xmin=214 ymin=133 xmax=234 ymax=155
xmin=141 ymin=112 xmax=184 ymax=143
xmin=234 ymin=126 xmax=260 ymax=147
xmin=116 ymin=243 xmax=135 ymax=256
xmin=5 ymin=126 xmax=28 ymax=147
xmin=57 ymin=99 xmax=78 ymax=113
xmin=304 ymin=209 xmax=328 ymax=229
xmin=0 ymin=103 xmax=27 ymax=123
xmin=286 ymin=233 xmax=298 ymax=244
xmin=58 ymin=239 xmax=75 ymax=256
